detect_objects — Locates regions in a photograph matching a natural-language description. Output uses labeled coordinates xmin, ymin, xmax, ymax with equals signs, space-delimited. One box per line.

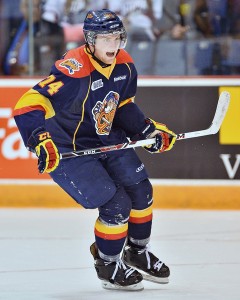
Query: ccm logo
xmin=136 ymin=163 xmax=144 ymax=173
xmin=38 ymin=132 xmax=51 ymax=141
xmin=177 ymin=133 xmax=185 ymax=139
xmin=84 ymin=150 xmax=96 ymax=155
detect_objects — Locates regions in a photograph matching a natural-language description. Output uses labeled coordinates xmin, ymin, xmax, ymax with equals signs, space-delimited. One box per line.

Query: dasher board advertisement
xmin=0 ymin=78 xmax=239 ymax=180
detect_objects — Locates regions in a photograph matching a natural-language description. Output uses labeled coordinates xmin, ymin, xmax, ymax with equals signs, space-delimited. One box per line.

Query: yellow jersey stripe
xmin=14 ymin=89 xmax=55 ymax=119
xmin=118 ymin=97 xmax=134 ymax=108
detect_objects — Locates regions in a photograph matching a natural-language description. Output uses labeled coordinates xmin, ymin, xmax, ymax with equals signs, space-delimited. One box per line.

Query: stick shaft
xmin=60 ymin=91 xmax=230 ymax=159
xmin=60 ymin=139 xmax=156 ymax=159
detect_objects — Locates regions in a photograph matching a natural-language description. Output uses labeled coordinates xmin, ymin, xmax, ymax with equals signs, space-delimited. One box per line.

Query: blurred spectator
xmin=155 ymin=0 xmax=195 ymax=40
xmin=193 ymin=0 xmax=240 ymax=38
xmin=0 ymin=0 xmax=24 ymax=74
xmin=38 ymin=0 xmax=66 ymax=74
xmin=193 ymin=0 xmax=212 ymax=37
xmin=86 ymin=0 xmax=108 ymax=10
xmin=106 ymin=0 xmax=162 ymax=42
xmin=193 ymin=0 xmax=228 ymax=75
xmin=227 ymin=0 xmax=240 ymax=37
xmin=2 ymin=0 xmax=41 ymax=75
xmin=60 ymin=0 xmax=88 ymax=50
xmin=103 ymin=0 xmax=193 ymax=41
xmin=103 ymin=0 xmax=163 ymax=75
xmin=223 ymin=0 xmax=240 ymax=74
xmin=2 ymin=0 xmax=96 ymax=75
xmin=1 ymin=0 xmax=239 ymax=76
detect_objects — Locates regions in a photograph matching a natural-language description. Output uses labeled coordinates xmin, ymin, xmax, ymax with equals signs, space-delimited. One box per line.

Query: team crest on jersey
xmin=92 ymin=91 xmax=120 ymax=135
xmin=59 ymin=58 xmax=82 ymax=75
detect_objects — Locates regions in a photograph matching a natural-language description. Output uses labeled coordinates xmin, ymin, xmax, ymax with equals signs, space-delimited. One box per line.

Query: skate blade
xmin=130 ymin=265 xmax=170 ymax=284
xmin=142 ymin=273 xmax=169 ymax=284
xmin=101 ymin=280 xmax=144 ymax=291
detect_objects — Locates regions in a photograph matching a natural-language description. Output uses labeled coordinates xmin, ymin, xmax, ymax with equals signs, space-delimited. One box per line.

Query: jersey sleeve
xmin=13 ymin=63 xmax=80 ymax=146
xmin=13 ymin=86 xmax=54 ymax=146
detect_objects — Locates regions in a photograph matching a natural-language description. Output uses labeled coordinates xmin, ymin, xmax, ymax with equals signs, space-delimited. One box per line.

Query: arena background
xmin=0 ymin=77 xmax=240 ymax=208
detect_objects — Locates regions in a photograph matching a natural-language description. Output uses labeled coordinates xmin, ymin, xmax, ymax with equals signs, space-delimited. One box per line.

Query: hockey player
xmin=13 ymin=9 xmax=176 ymax=291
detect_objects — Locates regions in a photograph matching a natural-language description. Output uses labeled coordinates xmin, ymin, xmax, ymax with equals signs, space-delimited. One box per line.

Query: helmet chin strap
xmin=86 ymin=44 xmax=119 ymax=68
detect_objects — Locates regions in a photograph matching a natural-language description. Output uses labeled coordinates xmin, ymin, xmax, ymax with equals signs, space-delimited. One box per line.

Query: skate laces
xmin=138 ymin=245 xmax=163 ymax=271
xmin=109 ymin=259 xmax=136 ymax=281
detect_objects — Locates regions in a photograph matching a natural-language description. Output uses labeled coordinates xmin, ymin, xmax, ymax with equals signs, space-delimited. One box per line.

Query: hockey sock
xmin=94 ymin=217 xmax=128 ymax=257
xmin=128 ymin=205 xmax=153 ymax=248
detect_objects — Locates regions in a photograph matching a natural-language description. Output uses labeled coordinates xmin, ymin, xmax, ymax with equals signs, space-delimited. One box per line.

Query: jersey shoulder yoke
xmin=116 ymin=49 xmax=134 ymax=65
xmin=55 ymin=46 xmax=91 ymax=78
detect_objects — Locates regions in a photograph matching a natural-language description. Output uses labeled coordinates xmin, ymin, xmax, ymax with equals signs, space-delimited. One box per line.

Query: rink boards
xmin=0 ymin=77 xmax=240 ymax=208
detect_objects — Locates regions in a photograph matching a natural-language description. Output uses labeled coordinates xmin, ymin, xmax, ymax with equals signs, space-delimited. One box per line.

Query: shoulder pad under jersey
xmin=55 ymin=46 xmax=91 ymax=78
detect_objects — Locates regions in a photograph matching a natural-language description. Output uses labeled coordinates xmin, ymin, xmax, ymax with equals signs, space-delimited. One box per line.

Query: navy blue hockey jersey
xmin=14 ymin=45 xmax=146 ymax=151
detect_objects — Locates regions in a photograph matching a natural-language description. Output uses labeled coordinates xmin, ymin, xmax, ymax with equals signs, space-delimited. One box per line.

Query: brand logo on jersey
xmin=114 ymin=75 xmax=127 ymax=82
xmin=92 ymin=91 xmax=120 ymax=135
xmin=59 ymin=58 xmax=82 ymax=75
xmin=136 ymin=163 xmax=144 ymax=173
xmin=91 ymin=79 xmax=103 ymax=91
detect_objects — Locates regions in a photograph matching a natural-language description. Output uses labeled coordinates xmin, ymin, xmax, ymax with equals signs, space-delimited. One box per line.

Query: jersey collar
xmin=84 ymin=47 xmax=116 ymax=79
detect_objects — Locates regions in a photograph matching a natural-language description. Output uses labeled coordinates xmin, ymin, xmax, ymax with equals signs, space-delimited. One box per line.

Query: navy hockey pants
xmin=50 ymin=148 xmax=149 ymax=209
xmin=50 ymin=148 xmax=153 ymax=256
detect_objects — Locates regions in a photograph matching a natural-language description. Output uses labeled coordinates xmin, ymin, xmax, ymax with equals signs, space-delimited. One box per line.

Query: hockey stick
xmin=176 ymin=90 xmax=230 ymax=140
xmin=60 ymin=91 xmax=230 ymax=160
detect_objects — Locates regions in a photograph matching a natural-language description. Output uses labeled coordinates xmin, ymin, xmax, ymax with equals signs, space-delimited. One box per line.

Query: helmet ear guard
xmin=83 ymin=9 xmax=127 ymax=49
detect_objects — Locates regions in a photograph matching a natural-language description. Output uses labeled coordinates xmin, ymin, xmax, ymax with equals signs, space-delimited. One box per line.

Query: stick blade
xmin=210 ymin=91 xmax=230 ymax=134
xmin=176 ymin=91 xmax=231 ymax=140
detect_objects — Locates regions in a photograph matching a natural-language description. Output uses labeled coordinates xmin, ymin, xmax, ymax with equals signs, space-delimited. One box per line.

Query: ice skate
xmin=90 ymin=243 xmax=144 ymax=291
xmin=123 ymin=244 xmax=170 ymax=284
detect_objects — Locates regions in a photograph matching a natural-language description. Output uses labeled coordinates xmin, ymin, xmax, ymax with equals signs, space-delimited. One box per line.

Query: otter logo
xmin=92 ymin=91 xmax=120 ymax=135
xmin=59 ymin=58 xmax=82 ymax=75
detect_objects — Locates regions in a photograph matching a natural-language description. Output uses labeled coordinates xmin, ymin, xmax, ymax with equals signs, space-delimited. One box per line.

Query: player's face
xmin=94 ymin=34 xmax=121 ymax=64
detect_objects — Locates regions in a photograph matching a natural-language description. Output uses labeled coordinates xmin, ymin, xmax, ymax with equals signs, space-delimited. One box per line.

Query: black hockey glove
xmin=132 ymin=118 xmax=176 ymax=153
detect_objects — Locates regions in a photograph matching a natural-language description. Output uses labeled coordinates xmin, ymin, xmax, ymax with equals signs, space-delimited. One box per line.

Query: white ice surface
xmin=0 ymin=209 xmax=240 ymax=300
